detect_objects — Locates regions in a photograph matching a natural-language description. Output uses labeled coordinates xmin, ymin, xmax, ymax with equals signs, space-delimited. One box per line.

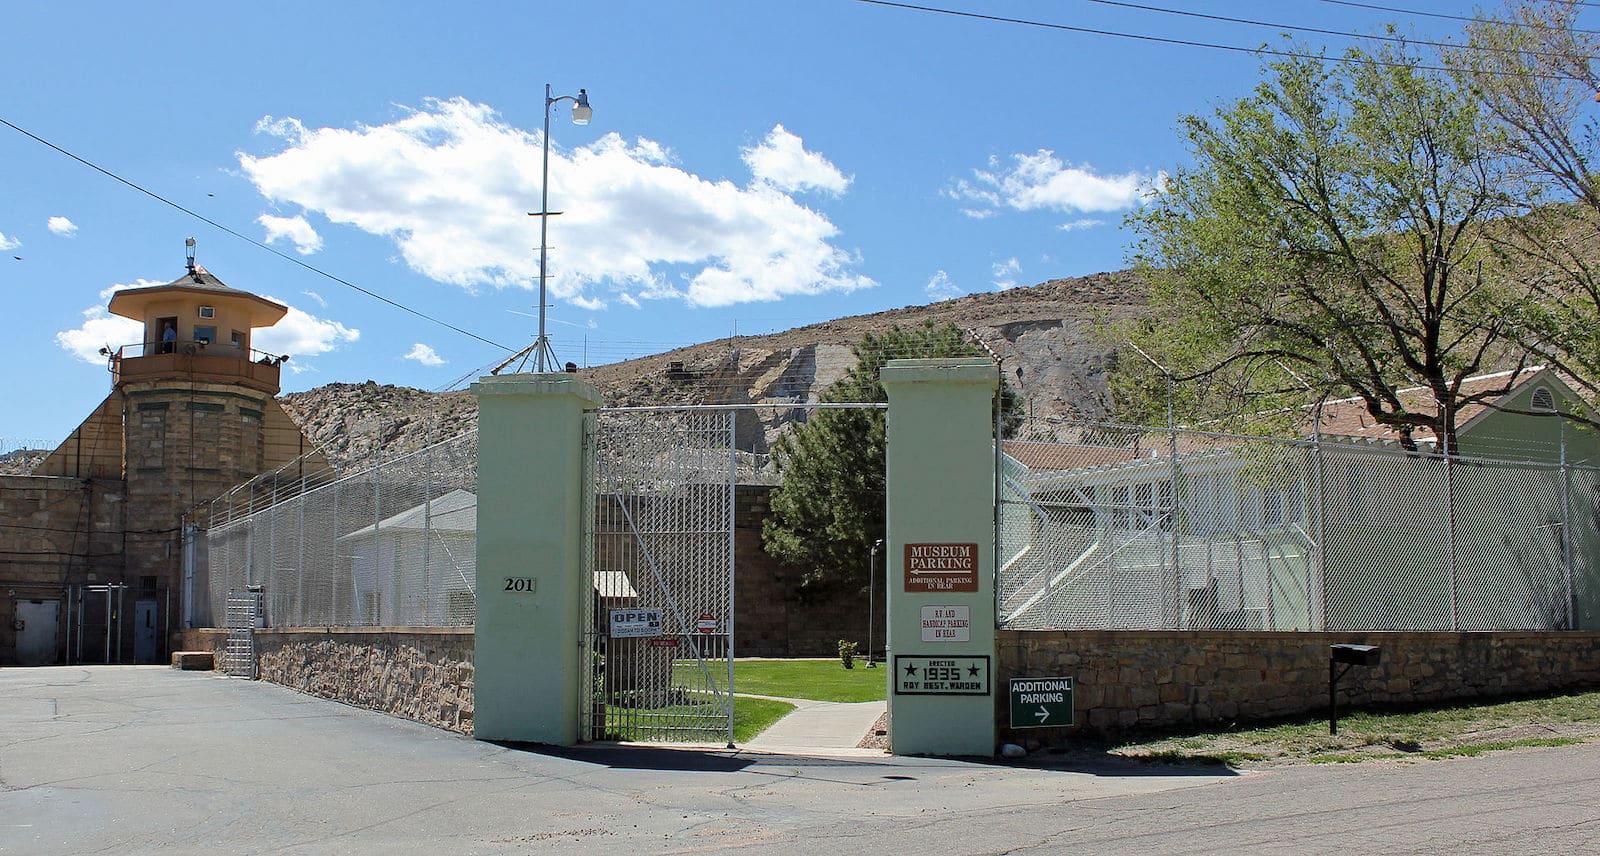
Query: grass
xmin=599 ymin=696 xmax=795 ymax=744
xmin=673 ymin=658 xmax=889 ymax=703
xmin=1109 ymin=689 xmax=1600 ymax=768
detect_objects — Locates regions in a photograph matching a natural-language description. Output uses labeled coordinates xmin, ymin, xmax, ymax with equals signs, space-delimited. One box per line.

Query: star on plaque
xmin=904 ymin=662 xmax=919 ymax=676
xmin=967 ymin=664 xmax=981 ymax=677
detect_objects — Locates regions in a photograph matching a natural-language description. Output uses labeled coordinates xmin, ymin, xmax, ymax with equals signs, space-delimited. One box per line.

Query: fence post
xmin=882 ymin=358 xmax=998 ymax=756
xmin=1443 ymin=432 xmax=1459 ymax=631
xmin=471 ymin=373 xmax=602 ymax=745
xmin=1311 ymin=399 xmax=1328 ymax=630
xmin=1560 ymin=416 xmax=1575 ymax=629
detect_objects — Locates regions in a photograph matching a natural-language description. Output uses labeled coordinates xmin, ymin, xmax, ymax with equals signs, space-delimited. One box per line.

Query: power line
xmin=0 ymin=116 xmax=517 ymax=355
xmin=1085 ymin=0 xmax=1598 ymax=58
xmin=850 ymin=0 xmax=1591 ymax=76
xmin=1314 ymin=0 xmax=1600 ymax=35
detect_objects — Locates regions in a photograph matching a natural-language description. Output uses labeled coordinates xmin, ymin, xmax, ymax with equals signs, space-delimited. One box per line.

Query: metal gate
xmin=582 ymin=407 xmax=736 ymax=745
xmin=224 ymin=589 xmax=261 ymax=677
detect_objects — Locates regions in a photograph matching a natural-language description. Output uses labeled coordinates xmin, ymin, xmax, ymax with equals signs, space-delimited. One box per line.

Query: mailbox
xmin=1330 ymin=643 xmax=1381 ymax=666
xmin=1328 ymin=643 xmax=1381 ymax=735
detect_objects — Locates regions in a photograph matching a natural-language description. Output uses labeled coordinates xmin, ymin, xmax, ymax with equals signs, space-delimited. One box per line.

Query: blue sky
xmin=0 ymin=1 xmax=1501 ymax=445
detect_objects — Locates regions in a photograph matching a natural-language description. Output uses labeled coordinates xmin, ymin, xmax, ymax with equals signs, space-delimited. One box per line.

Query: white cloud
xmin=253 ymin=298 xmax=359 ymax=357
xmin=258 ymin=214 xmax=323 ymax=254
xmin=925 ymin=270 xmax=963 ymax=301
xmin=47 ymin=216 xmax=77 ymax=237
xmin=741 ymin=124 xmax=850 ymax=194
xmin=237 ymin=98 xmax=873 ymax=309
xmin=950 ymin=150 xmax=1162 ymax=225
xmin=301 ymin=289 xmax=327 ymax=307
xmin=0 ymin=232 xmax=18 ymax=252
xmin=617 ymin=292 xmax=641 ymax=309
xmin=992 ymin=257 xmax=1021 ymax=291
xmin=1059 ymin=218 xmax=1105 ymax=232
xmin=55 ymin=279 xmax=163 ymax=363
xmin=404 ymin=343 xmax=445 ymax=366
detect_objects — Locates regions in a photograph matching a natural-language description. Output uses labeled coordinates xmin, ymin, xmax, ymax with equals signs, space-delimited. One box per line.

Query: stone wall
xmin=997 ymin=629 xmax=1600 ymax=744
xmin=733 ymin=485 xmax=865 ymax=658
xmin=0 ymin=475 xmax=126 ymax=664
xmin=254 ymin=628 xmax=474 ymax=734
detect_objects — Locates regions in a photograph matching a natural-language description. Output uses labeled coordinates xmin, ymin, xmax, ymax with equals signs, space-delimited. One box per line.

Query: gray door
xmin=134 ymin=599 xmax=159 ymax=664
xmin=16 ymin=600 xmax=59 ymax=666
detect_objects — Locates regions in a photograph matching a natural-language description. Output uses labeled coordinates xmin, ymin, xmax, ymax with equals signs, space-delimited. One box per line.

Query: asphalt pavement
xmin=2 ymin=666 xmax=1596 ymax=855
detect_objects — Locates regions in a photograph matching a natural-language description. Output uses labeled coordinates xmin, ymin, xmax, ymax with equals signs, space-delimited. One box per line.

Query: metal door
xmin=16 ymin=599 xmax=59 ymax=665
xmin=224 ymin=590 xmax=261 ymax=677
xmin=134 ymin=599 xmax=159 ymax=664
xmin=583 ymin=407 xmax=736 ymax=745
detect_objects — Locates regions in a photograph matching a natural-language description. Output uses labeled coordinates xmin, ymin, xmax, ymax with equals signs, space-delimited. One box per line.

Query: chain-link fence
xmin=999 ymin=420 xmax=1600 ymax=632
xmin=194 ymin=431 xmax=478 ymax=628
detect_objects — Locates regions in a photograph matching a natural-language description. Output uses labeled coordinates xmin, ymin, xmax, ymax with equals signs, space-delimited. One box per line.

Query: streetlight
xmin=867 ymin=538 xmax=884 ymax=667
xmin=531 ymin=84 xmax=592 ymax=372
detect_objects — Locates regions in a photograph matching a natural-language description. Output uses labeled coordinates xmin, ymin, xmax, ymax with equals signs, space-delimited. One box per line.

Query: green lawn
xmin=672 ymin=658 xmax=889 ymax=703
xmin=598 ymin=696 xmax=795 ymax=744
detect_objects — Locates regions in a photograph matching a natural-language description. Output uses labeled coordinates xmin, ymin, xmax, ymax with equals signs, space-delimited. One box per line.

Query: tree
xmin=761 ymin=322 xmax=1017 ymax=596
xmin=1123 ymin=41 xmax=1539 ymax=451
xmin=1447 ymin=0 xmax=1600 ymax=403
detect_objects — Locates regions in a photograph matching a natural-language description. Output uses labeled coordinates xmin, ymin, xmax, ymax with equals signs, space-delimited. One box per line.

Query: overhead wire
xmin=850 ymin=0 xmax=1594 ymax=77
xmin=1084 ymin=0 xmax=1598 ymax=59
xmin=1314 ymin=0 xmax=1600 ymax=35
xmin=0 ymin=116 xmax=516 ymax=355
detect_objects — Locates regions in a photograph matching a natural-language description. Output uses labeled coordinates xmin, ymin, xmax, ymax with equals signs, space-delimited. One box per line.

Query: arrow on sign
xmin=1035 ymin=706 xmax=1050 ymax=724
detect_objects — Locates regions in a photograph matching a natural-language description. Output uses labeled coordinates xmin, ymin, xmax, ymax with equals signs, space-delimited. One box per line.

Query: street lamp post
xmin=532 ymin=83 xmax=592 ymax=372
xmin=867 ymin=538 xmax=884 ymax=667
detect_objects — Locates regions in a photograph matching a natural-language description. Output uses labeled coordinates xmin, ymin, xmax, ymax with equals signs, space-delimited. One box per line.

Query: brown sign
xmin=904 ymin=542 xmax=979 ymax=593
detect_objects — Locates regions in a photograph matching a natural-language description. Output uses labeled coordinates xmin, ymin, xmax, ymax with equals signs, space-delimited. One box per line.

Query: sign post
xmin=882 ymin=358 xmax=999 ymax=756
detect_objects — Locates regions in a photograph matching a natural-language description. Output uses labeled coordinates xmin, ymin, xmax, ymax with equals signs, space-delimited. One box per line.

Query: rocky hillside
xmin=280 ymin=270 xmax=1148 ymax=472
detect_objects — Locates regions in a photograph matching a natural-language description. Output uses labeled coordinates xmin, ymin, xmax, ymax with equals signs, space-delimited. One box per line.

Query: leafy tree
xmin=762 ymin=322 xmax=1018 ymax=595
xmin=1122 ymin=41 xmax=1540 ymax=451
xmin=1447 ymin=0 xmax=1600 ymax=405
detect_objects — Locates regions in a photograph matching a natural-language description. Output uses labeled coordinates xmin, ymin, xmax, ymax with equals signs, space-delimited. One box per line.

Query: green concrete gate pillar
xmin=470 ymin=373 xmax=602 ymax=744
xmin=881 ymin=358 xmax=999 ymax=756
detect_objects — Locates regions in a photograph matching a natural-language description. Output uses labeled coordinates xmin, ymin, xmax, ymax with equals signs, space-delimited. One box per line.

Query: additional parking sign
xmin=609 ymin=608 xmax=663 ymax=638
xmin=1008 ymin=677 xmax=1074 ymax=728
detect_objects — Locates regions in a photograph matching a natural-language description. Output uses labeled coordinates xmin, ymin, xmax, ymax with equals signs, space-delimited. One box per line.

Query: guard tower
xmin=25 ymin=254 xmax=331 ymax=664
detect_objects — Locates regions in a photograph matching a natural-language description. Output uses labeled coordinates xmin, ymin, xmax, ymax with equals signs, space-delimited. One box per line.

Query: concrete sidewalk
xmin=740 ymin=694 xmax=886 ymax=754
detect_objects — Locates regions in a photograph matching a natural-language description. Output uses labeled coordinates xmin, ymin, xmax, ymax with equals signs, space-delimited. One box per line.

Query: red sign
xmin=648 ymin=637 xmax=680 ymax=649
xmin=696 ymin=614 xmax=719 ymax=634
xmin=904 ymin=542 xmax=980 ymax=593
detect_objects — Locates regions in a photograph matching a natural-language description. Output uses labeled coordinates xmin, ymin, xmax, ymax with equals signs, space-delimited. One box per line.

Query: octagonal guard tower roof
xmin=108 ymin=267 xmax=287 ymax=327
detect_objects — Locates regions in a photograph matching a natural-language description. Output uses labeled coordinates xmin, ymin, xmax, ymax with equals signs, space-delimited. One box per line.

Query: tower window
xmin=194 ymin=325 xmax=216 ymax=345
xmin=198 ymin=306 xmax=215 ymax=318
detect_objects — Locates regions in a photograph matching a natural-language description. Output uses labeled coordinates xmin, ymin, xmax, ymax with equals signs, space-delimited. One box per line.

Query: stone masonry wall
xmin=998 ymin=629 xmax=1600 ymax=745
xmin=0 ymin=475 xmax=125 ymax=664
xmin=254 ymin=628 xmax=474 ymax=734
xmin=734 ymin=485 xmax=865 ymax=658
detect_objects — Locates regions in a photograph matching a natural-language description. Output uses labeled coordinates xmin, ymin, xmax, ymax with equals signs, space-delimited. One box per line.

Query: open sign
xmin=609 ymin=608 xmax=663 ymax=638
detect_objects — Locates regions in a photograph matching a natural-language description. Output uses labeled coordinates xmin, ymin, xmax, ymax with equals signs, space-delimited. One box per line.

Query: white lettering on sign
xmin=609 ymin=608 xmax=663 ymax=639
xmin=920 ymin=605 xmax=971 ymax=642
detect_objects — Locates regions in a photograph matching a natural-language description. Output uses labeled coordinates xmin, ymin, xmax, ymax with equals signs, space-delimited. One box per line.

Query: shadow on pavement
xmin=489 ymin=741 xmax=757 ymax=773
xmin=490 ymin=741 xmax=1238 ymax=779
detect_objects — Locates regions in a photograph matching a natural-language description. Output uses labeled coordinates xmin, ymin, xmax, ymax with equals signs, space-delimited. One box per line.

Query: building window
xmin=193 ymin=325 xmax=216 ymax=345
xmin=230 ymin=330 xmax=245 ymax=350
xmin=198 ymin=305 xmax=215 ymax=319
xmin=1262 ymin=487 xmax=1284 ymax=528
xmin=1531 ymin=387 xmax=1556 ymax=413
